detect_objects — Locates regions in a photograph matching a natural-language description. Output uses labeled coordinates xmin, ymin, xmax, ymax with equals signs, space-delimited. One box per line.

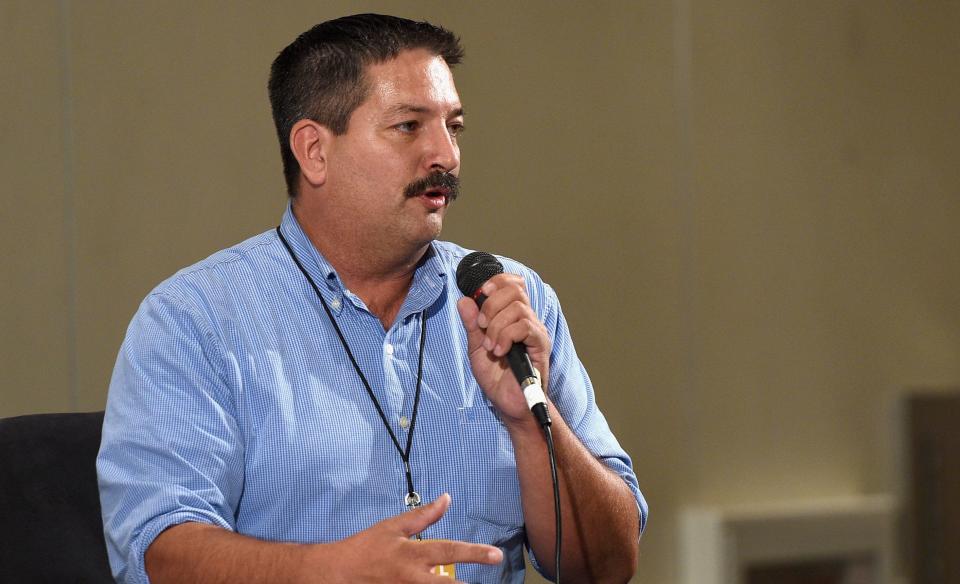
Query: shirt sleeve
xmin=524 ymin=281 xmax=649 ymax=577
xmin=97 ymin=291 xmax=244 ymax=584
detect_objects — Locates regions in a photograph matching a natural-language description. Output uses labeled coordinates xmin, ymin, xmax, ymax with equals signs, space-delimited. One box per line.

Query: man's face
xmin=322 ymin=49 xmax=463 ymax=253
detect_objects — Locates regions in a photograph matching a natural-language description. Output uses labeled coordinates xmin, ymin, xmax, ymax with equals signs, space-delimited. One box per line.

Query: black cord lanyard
xmin=276 ymin=227 xmax=428 ymax=517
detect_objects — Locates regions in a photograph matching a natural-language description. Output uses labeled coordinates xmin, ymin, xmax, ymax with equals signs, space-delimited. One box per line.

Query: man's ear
xmin=290 ymin=119 xmax=332 ymax=188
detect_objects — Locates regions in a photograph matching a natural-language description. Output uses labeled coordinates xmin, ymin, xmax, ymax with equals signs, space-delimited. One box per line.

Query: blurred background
xmin=2 ymin=2 xmax=958 ymax=583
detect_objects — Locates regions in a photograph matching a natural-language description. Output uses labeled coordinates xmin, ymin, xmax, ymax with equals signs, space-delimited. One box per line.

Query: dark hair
xmin=268 ymin=14 xmax=464 ymax=198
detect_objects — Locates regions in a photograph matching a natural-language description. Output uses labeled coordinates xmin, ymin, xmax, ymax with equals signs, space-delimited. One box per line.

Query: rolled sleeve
xmin=97 ymin=292 xmax=244 ymax=583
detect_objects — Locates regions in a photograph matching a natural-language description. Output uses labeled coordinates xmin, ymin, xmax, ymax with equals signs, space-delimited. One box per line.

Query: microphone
xmin=456 ymin=252 xmax=551 ymax=427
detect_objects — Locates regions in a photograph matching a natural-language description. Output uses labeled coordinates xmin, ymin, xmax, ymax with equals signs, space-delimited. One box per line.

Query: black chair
xmin=0 ymin=411 xmax=113 ymax=583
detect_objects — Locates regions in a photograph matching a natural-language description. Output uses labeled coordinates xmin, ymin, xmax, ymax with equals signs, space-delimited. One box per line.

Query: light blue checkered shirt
xmin=98 ymin=204 xmax=646 ymax=583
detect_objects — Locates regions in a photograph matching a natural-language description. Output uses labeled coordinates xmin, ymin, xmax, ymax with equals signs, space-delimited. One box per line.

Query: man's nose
xmin=423 ymin=123 xmax=460 ymax=173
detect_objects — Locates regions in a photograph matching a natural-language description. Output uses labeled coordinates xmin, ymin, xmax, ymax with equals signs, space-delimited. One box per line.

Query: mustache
xmin=403 ymin=172 xmax=460 ymax=202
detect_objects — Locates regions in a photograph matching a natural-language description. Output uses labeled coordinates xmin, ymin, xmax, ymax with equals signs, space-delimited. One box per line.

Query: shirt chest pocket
xmin=458 ymin=403 xmax=524 ymax=532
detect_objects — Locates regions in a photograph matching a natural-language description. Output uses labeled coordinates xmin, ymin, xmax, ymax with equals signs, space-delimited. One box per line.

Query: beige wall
xmin=2 ymin=2 xmax=959 ymax=583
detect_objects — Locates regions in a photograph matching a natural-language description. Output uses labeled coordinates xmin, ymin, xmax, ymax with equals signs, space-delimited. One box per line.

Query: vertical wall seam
xmin=58 ymin=0 xmax=78 ymax=411
xmin=674 ymin=0 xmax=700 ymax=499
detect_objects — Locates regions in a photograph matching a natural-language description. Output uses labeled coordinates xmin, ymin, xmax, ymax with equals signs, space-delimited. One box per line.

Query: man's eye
xmin=447 ymin=123 xmax=465 ymax=138
xmin=396 ymin=121 xmax=419 ymax=133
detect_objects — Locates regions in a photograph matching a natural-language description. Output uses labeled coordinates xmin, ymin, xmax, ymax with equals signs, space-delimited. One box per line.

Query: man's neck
xmin=335 ymin=261 xmax=422 ymax=331
xmin=291 ymin=203 xmax=428 ymax=330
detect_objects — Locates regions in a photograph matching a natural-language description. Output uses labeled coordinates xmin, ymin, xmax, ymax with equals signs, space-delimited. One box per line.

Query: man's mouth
xmin=421 ymin=186 xmax=451 ymax=199
xmin=404 ymin=172 xmax=460 ymax=203
xmin=417 ymin=188 xmax=450 ymax=210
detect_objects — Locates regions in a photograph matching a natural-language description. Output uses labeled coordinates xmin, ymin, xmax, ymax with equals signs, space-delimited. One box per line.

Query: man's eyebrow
xmin=384 ymin=104 xmax=465 ymax=118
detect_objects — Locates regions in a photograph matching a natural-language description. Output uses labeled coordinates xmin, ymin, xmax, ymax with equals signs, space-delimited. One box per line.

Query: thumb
xmin=395 ymin=493 xmax=451 ymax=538
xmin=456 ymin=297 xmax=485 ymax=353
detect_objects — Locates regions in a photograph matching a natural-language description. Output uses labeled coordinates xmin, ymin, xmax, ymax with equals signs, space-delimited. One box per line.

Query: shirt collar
xmin=278 ymin=202 xmax=449 ymax=317
xmin=278 ymin=202 xmax=339 ymax=290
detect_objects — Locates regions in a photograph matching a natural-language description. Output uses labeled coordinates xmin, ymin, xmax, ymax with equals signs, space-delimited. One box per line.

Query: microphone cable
xmin=537 ymin=404 xmax=561 ymax=584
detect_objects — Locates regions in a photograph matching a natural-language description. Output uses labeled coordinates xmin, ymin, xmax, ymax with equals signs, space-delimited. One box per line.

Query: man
xmin=98 ymin=14 xmax=646 ymax=583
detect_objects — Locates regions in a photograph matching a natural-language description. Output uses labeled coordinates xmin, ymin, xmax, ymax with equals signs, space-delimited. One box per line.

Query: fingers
xmin=419 ymin=538 xmax=503 ymax=567
xmin=472 ymin=275 xmax=547 ymax=358
xmin=337 ymin=494 xmax=503 ymax=582
xmin=387 ymin=495 xmax=504 ymax=579
xmin=482 ymin=302 xmax=544 ymax=357
xmin=394 ymin=493 xmax=451 ymax=538
xmin=475 ymin=274 xmax=528 ymax=328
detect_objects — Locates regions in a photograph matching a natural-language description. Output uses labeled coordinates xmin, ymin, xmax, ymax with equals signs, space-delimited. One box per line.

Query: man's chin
xmin=425 ymin=219 xmax=444 ymax=242
xmin=415 ymin=215 xmax=444 ymax=246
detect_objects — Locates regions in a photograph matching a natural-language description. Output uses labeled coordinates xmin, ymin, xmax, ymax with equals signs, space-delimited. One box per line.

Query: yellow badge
xmin=430 ymin=563 xmax=456 ymax=578
xmin=417 ymin=539 xmax=456 ymax=579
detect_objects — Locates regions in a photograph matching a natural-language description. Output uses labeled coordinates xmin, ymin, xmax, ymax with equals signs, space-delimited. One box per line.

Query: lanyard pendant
xmin=404 ymin=490 xmax=422 ymax=510
xmin=405 ymin=490 xmax=423 ymax=540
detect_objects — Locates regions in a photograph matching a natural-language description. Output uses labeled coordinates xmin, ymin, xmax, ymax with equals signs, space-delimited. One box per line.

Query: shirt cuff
xmin=126 ymin=510 xmax=233 ymax=584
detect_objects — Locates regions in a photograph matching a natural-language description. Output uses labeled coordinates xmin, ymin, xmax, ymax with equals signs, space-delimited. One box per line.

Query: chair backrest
xmin=0 ymin=411 xmax=113 ymax=582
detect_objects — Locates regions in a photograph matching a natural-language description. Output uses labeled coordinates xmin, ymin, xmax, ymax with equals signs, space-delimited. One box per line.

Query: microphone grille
xmin=456 ymin=251 xmax=504 ymax=296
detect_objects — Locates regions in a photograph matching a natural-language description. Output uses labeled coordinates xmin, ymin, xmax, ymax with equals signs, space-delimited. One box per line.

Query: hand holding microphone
xmin=456 ymin=252 xmax=552 ymax=427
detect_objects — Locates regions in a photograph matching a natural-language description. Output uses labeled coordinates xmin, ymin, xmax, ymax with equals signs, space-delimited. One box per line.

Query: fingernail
xmin=493 ymin=344 xmax=503 ymax=355
xmin=483 ymin=337 xmax=494 ymax=350
xmin=477 ymin=313 xmax=487 ymax=328
xmin=488 ymin=548 xmax=503 ymax=562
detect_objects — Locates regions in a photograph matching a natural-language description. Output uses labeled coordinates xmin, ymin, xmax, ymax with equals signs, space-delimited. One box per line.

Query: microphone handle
xmin=506 ymin=343 xmax=537 ymax=385
xmin=509 ymin=344 xmax=551 ymax=426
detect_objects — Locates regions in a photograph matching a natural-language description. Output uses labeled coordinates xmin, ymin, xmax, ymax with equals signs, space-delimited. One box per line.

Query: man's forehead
xmin=363 ymin=50 xmax=461 ymax=114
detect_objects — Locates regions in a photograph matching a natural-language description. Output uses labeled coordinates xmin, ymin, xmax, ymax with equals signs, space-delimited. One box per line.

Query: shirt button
xmin=399 ymin=415 xmax=410 ymax=429
xmin=385 ymin=344 xmax=394 ymax=356
xmin=330 ymin=297 xmax=342 ymax=310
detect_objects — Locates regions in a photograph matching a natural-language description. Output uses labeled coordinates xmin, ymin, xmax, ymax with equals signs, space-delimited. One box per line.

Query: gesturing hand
xmin=306 ymin=494 xmax=502 ymax=583
xmin=456 ymin=273 xmax=552 ymax=427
